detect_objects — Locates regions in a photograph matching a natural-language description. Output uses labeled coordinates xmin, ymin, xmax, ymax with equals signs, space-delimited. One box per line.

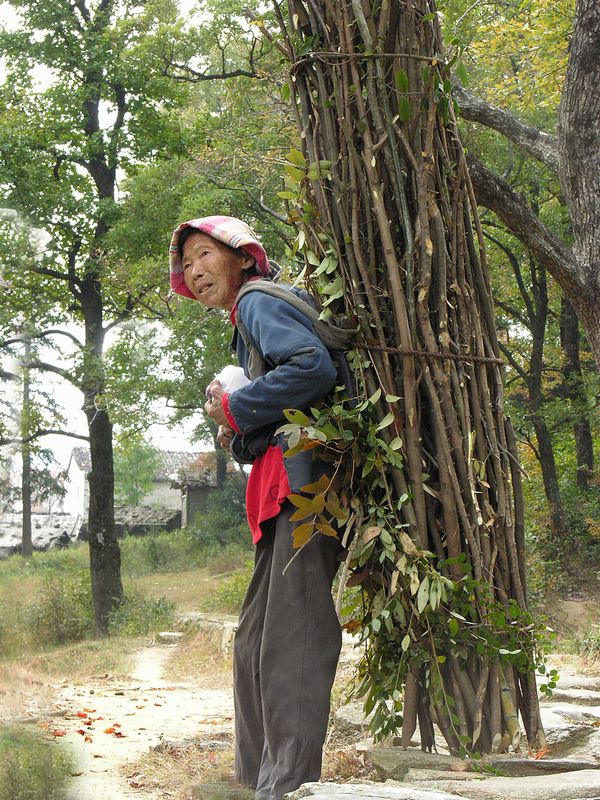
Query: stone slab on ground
xmin=365 ymin=748 xmax=466 ymax=779
xmin=543 ymin=688 xmax=600 ymax=706
xmin=285 ymin=783 xmax=465 ymax=800
xmin=425 ymin=769 xmax=600 ymax=800
xmin=484 ymin=757 xmax=600 ymax=777
xmin=556 ymin=676 xmax=600 ymax=692
xmin=286 ymin=773 xmax=600 ymax=800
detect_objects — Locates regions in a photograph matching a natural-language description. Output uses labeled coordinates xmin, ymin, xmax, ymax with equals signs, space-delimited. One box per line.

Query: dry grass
xmin=0 ymin=637 xmax=137 ymax=725
xmin=123 ymin=733 xmax=235 ymax=800
xmin=165 ymin=628 xmax=233 ymax=689
xmin=134 ymin=569 xmax=220 ymax=613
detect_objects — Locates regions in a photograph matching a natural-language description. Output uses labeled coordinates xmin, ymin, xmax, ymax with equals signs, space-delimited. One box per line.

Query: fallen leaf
xmin=70 ymin=772 xmax=84 ymax=777
xmin=103 ymin=727 xmax=116 ymax=734
xmin=532 ymin=746 xmax=550 ymax=760
xmin=84 ymin=735 xmax=93 ymax=743
xmin=50 ymin=729 xmax=67 ymax=737
xmin=113 ymin=731 xmax=127 ymax=738
xmin=83 ymin=707 xmax=96 ymax=713
xmin=76 ymin=729 xmax=86 ymax=736
xmin=76 ymin=711 xmax=88 ymax=718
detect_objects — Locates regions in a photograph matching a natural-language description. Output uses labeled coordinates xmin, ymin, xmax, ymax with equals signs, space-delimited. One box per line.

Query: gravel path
xmin=50 ymin=643 xmax=234 ymax=800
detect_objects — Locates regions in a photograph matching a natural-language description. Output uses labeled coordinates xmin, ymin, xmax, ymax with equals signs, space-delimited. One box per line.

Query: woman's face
xmin=182 ymin=232 xmax=254 ymax=310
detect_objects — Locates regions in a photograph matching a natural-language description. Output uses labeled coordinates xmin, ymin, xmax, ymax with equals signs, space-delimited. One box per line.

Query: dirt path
xmin=52 ymin=643 xmax=234 ymax=800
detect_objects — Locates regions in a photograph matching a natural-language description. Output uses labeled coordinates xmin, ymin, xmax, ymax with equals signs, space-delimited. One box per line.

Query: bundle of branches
xmin=270 ymin=0 xmax=548 ymax=755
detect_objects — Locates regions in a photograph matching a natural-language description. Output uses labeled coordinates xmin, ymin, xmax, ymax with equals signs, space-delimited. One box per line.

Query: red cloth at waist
xmin=246 ymin=445 xmax=291 ymax=544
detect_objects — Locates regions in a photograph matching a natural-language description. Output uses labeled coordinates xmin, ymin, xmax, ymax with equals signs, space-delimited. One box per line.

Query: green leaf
xmin=456 ymin=61 xmax=469 ymax=86
xmin=385 ymin=394 xmax=401 ymax=402
xmin=368 ymin=387 xmax=382 ymax=404
xmin=401 ymin=634 xmax=410 ymax=652
xmin=398 ymin=96 xmax=412 ymax=122
xmin=284 ymin=164 xmax=304 ymax=182
xmin=283 ymin=408 xmax=311 ymax=425
xmin=376 ymin=412 xmax=394 ymax=431
xmin=287 ymin=147 xmax=306 ymax=167
xmin=417 ymin=575 xmax=430 ymax=613
xmin=394 ymin=69 xmax=409 ymax=93
xmin=277 ymin=191 xmax=297 ymax=200
xmin=389 ymin=436 xmax=403 ymax=450
xmin=280 ymin=82 xmax=291 ymax=101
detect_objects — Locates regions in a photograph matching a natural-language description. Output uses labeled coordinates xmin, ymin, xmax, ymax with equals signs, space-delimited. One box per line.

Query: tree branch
xmin=483 ymin=230 xmax=536 ymax=323
xmin=453 ymin=83 xmax=559 ymax=175
xmin=26 ymin=360 xmax=76 ymax=384
xmin=0 ymin=429 xmax=89 ymax=447
xmin=160 ymin=59 xmax=259 ymax=82
xmin=33 ymin=329 xmax=84 ymax=349
xmin=28 ymin=264 xmax=72 ymax=282
xmin=466 ymin=154 xmax=581 ymax=300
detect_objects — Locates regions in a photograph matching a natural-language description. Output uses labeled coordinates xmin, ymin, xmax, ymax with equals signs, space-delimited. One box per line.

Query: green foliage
xmin=278 ymin=383 xmax=554 ymax=746
xmin=24 ymin=570 xmax=95 ymax=647
xmin=187 ymin=472 xmax=248 ymax=547
xmin=114 ymin=433 xmax=162 ymax=506
xmin=108 ymin=585 xmax=175 ymax=636
xmin=0 ymin=727 xmax=72 ymax=800
xmin=199 ymin=565 xmax=252 ymax=614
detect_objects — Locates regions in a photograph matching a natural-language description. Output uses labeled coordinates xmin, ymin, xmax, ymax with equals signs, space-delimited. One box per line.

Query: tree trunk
xmin=559 ymin=0 xmax=600 ymax=367
xmin=21 ymin=335 xmax=32 ymax=558
xmin=276 ymin=0 xmax=545 ymax=754
xmin=560 ymin=298 xmax=595 ymax=487
xmin=81 ymin=275 xmax=123 ymax=633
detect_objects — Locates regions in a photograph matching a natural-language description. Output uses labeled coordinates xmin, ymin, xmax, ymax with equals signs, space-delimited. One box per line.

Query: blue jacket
xmin=227 ymin=287 xmax=337 ymax=491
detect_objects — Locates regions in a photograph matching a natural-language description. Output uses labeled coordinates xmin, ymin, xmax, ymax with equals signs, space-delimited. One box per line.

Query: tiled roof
xmin=172 ymin=452 xmax=237 ymax=487
xmin=70 ymin=447 xmax=201 ymax=482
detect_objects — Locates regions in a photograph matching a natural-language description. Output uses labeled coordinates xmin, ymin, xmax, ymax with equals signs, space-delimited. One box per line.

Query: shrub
xmin=0 ymin=727 xmax=72 ymax=800
xmin=199 ymin=565 xmax=252 ymax=614
xmin=24 ymin=571 xmax=95 ymax=647
xmin=108 ymin=586 xmax=175 ymax=636
xmin=188 ymin=474 xmax=249 ymax=549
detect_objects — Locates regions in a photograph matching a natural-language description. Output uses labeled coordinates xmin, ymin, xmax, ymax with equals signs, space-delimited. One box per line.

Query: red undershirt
xmin=221 ymin=309 xmax=291 ymax=544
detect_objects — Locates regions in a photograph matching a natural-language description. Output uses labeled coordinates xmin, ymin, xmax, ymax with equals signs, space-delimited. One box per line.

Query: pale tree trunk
xmin=275 ymin=0 xmax=545 ymax=754
xmin=21 ymin=335 xmax=32 ymax=558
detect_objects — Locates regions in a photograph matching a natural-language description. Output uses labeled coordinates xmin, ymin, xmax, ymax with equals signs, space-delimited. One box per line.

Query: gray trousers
xmin=233 ymin=501 xmax=342 ymax=800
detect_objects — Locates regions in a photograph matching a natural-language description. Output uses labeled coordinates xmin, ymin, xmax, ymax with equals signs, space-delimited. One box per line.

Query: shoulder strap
xmin=235 ymin=280 xmax=355 ymax=352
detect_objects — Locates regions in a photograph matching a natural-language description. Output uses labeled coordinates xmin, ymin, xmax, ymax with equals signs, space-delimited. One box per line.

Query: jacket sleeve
xmin=226 ymin=292 xmax=337 ymax=434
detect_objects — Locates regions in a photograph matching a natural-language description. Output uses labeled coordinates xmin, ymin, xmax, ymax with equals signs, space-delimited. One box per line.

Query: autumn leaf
xmin=50 ymin=729 xmax=67 ymax=737
xmin=84 ymin=735 xmax=93 ymax=743
xmin=103 ymin=727 xmax=116 ymax=734
xmin=292 ymin=522 xmax=315 ymax=549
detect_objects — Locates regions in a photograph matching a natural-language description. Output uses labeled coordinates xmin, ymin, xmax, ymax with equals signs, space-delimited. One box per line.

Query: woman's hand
xmin=204 ymin=379 xmax=229 ymax=427
xmin=216 ymin=424 xmax=234 ymax=450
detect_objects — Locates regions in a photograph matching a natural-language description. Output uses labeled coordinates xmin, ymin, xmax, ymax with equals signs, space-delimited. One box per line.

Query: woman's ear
xmin=240 ymin=249 xmax=256 ymax=271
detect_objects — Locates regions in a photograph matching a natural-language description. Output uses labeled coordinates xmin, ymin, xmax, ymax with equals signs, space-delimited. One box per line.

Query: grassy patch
xmin=199 ymin=567 xmax=252 ymax=615
xmin=124 ymin=734 xmax=235 ymax=800
xmin=166 ymin=627 xmax=233 ymax=687
xmin=0 ymin=726 xmax=72 ymax=800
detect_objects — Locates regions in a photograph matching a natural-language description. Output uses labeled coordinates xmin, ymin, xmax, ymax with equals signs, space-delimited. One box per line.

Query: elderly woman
xmin=169 ymin=216 xmax=342 ymax=800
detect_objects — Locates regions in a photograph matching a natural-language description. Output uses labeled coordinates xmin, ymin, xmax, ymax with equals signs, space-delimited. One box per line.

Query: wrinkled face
xmin=182 ymin=232 xmax=255 ymax=310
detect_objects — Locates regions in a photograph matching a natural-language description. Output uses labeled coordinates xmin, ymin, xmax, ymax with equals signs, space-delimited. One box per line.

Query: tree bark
xmin=447 ymin=1 xmax=600 ymax=368
xmin=453 ymin=84 xmax=559 ymax=174
xmin=559 ymin=298 xmax=595 ymax=487
xmin=81 ymin=273 xmax=123 ymax=633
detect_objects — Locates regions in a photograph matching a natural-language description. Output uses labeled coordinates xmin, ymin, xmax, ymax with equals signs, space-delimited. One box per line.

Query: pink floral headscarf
xmin=169 ymin=215 xmax=269 ymax=299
